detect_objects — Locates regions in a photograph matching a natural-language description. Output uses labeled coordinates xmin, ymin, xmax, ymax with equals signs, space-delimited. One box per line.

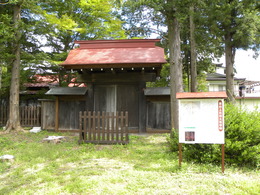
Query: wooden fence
xmin=0 ymin=105 xmax=41 ymax=127
xmin=79 ymin=111 xmax=129 ymax=144
xmin=0 ymin=105 xmax=8 ymax=126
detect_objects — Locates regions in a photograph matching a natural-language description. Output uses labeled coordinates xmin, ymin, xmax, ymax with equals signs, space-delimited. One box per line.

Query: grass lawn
xmin=0 ymin=130 xmax=259 ymax=195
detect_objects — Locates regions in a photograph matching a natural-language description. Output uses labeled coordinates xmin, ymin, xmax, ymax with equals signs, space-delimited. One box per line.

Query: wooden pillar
xmin=138 ymin=81 xmax=146 ymax=133
xmin=55 ymin=96 xmax=59 ymax=131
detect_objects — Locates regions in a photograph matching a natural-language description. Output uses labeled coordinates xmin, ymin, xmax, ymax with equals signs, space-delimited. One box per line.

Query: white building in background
xmin=205 ymin=63 xmax=260 ymax=97
xmin=206 ymin=72 xmax=245 ymax=97
xmin=240 ymin=80 xmax=260 ymax=97
xmin=206 ymin=64 xmax=260 ymax=112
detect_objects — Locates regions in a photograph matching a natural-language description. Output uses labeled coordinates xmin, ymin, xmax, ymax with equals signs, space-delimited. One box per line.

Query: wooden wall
xmin=58 ymin=99 xmax=86 ymax=130
xmin=146 ymin=101 xmax=171 ymax=130
xmin=41 ymin=97 xmax=86 ymax=131
xmin=117 ymin=85 xmax=139 ymax=128
xmin=41 ymin=100 xmax=55 ymax=130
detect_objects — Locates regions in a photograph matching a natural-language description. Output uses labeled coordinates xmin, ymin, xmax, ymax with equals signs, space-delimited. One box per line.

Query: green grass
xmin=0 ymin=130 xmax=259 ymax=195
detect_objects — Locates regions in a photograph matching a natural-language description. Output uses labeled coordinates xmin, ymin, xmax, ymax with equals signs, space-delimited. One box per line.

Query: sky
xmin=218 ymin=49 xmax=260 ymax=81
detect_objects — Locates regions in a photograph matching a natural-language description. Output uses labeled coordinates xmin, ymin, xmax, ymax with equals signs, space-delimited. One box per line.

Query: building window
xmin=218 ymin=85 xmax=225 ymax=91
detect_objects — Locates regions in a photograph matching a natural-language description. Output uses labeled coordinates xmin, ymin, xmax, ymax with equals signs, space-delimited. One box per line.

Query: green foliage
xmin=224 ymin=103 xmax=260 ymax=166
xmin=0 ymin=0 xmax=127 ymax=97
xmin=206 ymin=0 xmax=260 ymax=51
xmin=197 ymin=73 xmax=208 ymax=92
xmin=122 ymin=0 xmax=226 ymax=92
xmin=146 ymin=63 xmax=170 ymax=87
xmin=167 ymin=129 xmax=179 ymax=152
xmin=168 ymin=103 xmax=260 ymax=167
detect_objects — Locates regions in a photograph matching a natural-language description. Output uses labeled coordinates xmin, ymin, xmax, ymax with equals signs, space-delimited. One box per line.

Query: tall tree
xmin=166 ymin=0 xmax=184 ymax=130
xmin=122 ymin=0 xmax=184 ymax=130
xmin=206 ymin=0 xmax=260 ymax=102
xmin=189 ymin=4 xmax=197 ymax=92
xmin=0 ymin=2 xmax=12 ymax=95
xmin=1 ymin=0 xmax=126 ymax=132
xmin=5 ymin=1 xmax=23 ymax=132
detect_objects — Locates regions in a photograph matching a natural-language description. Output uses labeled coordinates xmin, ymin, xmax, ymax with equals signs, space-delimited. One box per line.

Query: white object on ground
xmin=43 ymin=136 xmax=65 ymax=141
xmin=42 ymin=136 xmax=66 ymax=144
xmin=0 ymin=154 xmax=15 ymax=160
xmin=29 ymin=127 xmax=41 ymax=133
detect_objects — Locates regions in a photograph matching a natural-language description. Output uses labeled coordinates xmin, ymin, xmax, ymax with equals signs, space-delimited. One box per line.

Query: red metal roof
xmin=61 ymin=39 xmax=166 ymax=69
xmin=24 ymin=75 xmax=86 ymax=88
xmin=24 ymin=75 xmax=59 ymax=88
xmin=176 ymin=92 xmax=227 ymax=99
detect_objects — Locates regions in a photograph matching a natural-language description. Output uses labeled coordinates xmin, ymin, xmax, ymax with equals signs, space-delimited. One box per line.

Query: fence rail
xmin=79 ymin=111 xmax=129 ymax=144
xmin=0 ymin=105 xmax=41 ymax=127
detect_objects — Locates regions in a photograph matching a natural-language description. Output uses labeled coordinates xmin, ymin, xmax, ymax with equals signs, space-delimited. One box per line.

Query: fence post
xmin=84 ymin=111 xmax=87 ymax=142
xmin=125 ymin=111 xmax=129 ymax=143
xmin=79 ymin=111 xmax=83 ymax=143
xmin=102 ymin=111 xmax=105 ymax=141
xmin=116 ymin=111 xmax=119 ymax=142
xmin=111 ymin=112 xmax=114 ymax=142
xmin=106 ymin=112 xmax=110 ymax=141
xmin=97 ymin=111 xmax=101 ymax=141
xmin=120 ymin=112 xmax=124 ymax=142
xmin=87 ymin=111 xmax=91 ymax=141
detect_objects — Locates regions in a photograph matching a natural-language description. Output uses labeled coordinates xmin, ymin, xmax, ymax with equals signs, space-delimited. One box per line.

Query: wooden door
xmin=94 ymin=85 xmax=116 ymax=113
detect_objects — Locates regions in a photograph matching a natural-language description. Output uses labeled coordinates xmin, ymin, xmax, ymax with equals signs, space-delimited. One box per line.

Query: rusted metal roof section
xmin=176 ymin=92 xmax=227 ymax=99
xmin=144 ymin=87 xmax=170 ymax=96
xmin=45 ymin=87 xmax=87 ymax=96
xmin=61 ymin=39 xmax=166 ymax=69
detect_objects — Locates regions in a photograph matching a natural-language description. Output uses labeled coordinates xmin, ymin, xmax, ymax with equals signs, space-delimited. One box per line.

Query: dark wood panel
xmin=147 ymin=102 xmax=171 ymax=130
xmin=117 ymin=85 xmax=139 ymax=128
xmin=138 ymin=82 xmax=146 ymax=132
xmin=146 ymin=96 xmax=170 ymax=102
xmin=79 ymin=72 xmax=157 ymax=83
xmin=94 ymin=85 xmax=116 ymax=113
xmin=41 ymin=100 xmax=55 ymax=130
xmin=59 ymin=100 xmax=86 ymax=130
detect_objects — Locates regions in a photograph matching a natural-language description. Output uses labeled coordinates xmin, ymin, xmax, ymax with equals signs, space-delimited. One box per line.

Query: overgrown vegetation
xmin=169 ymin=103 xmax=260 ymax=167
xmin=0 ymin=131 xmax=259 ymax=194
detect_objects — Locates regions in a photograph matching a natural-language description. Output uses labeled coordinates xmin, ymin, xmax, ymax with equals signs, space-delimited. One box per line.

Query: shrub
xmin=168 ymin=103 xmax=260 ymax=167
xmin=224 ymin=104 xmax=260 ymax=167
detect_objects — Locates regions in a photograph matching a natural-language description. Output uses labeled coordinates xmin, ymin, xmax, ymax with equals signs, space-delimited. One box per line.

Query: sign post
xmin=176 ymin=92 xmax=227 ymax=173
xmin=222 ymin=144 xmax=225 ymax=173
xmin=179 ymin=143 xmax=182 ymax=167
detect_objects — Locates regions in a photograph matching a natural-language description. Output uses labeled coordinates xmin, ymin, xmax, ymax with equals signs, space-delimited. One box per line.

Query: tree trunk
xmin=225 ymin=32 xmax=236 ymax=103
xmin=0 ymin=66 xmax=2 ymax=89
xmin=5 ymin=4 xmax=23 ymax=132
xmin=168 ymin=13 xmax=183 ymax=131
xmin=190 ymin=5 xmax=197 ymax=92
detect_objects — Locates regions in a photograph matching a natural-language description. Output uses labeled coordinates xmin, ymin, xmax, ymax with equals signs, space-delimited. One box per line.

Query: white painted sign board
xmin=178 ymin=96 xmax=225 ymax=144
